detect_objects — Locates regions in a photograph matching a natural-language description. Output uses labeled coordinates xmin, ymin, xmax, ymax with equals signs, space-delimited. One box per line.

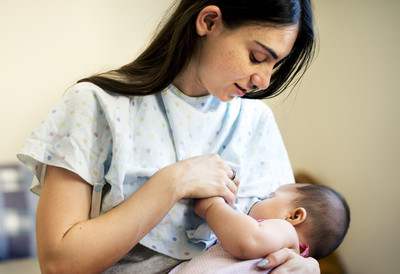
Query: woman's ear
xmin=195 ymin=5 xmax=223 ymax=36
xmin=285 ymin=207 xmax=307 ymax=226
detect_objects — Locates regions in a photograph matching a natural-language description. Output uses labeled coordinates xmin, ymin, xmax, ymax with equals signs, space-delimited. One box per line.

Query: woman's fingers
xmin=223 ymin=189 xmax=236 ymax=206
xmin=225 ymin=179 xmax=238 ymax=194
xmin=173 ymin=154 xmax=242 ymax=201
xmin=257 ymin=248 xmax=296 ymax=269
xmin=256 ymin=248 xmax=319 ymax=274
xmin=229 ymin=168 xmax=236 ymax=180
xmin=223 ymin=171 xmax=241 ymax=204
xmin=222 ymin=167 xmax=240 ymax=205
xmin=232 ymin=176 xmax=240 ymax=188
xmin=270 ymin=256 xmax=319 ymax=274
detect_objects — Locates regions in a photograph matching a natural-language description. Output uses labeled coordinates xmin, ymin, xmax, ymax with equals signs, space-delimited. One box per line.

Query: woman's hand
xmin=257 ymin=248 xmax=320 ymax=274
xmin=160 ymin=154 xmax=239 ymax=205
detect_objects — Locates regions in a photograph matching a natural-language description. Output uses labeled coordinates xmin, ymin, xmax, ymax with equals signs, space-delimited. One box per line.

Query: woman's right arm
xmin=37 ymin=154 xmax=237 ymax=274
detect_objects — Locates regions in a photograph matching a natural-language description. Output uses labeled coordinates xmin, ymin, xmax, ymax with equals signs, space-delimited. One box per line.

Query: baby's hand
xmin=194 ymin=197 xmax=225 ymax=218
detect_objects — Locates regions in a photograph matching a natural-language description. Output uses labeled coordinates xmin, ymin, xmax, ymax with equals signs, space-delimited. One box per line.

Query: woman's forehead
xmin=235 ymin=24 xmax=298 ymax=38
xmin=236 ymin=24 xmax=299 ymax=58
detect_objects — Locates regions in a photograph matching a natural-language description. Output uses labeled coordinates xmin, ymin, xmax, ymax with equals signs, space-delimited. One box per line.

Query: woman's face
xmin=174 ymin=6 xmax=299 ymax=101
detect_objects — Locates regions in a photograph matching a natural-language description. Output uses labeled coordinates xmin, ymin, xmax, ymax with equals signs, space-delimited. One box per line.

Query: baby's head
xmin=249 ymin=183 xmax=350 ymax=259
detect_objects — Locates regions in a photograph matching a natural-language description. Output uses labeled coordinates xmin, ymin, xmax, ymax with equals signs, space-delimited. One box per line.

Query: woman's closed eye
xmin=250 ymin=51 xmax=268 ymax=64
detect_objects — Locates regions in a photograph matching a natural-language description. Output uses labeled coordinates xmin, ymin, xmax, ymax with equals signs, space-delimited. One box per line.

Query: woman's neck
xmin=173 ymin=56 xmax=209 ymax=97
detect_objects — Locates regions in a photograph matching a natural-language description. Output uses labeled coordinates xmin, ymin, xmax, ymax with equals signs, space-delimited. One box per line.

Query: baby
xmin=169 ymin=183 xmax=350 ymax=273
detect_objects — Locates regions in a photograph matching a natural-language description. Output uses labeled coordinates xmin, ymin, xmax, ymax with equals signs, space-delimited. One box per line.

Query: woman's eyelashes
xmin=250 ymin=51 xmax=268 ymax=64
xmin=250 ymin=51 xmax=286 ymax=70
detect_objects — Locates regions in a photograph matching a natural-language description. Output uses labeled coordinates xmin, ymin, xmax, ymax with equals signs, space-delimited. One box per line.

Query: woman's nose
xmin=250 ymin=72 xmax=270 ymax=91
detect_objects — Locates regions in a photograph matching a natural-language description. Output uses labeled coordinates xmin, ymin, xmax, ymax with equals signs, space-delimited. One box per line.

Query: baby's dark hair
xmin=293 ymin=184 xmax=350 ymax=259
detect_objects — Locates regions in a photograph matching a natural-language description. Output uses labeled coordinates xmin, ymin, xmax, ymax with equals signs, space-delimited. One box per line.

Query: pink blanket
xmin=169 ymin=244 xmax=270 ymax=274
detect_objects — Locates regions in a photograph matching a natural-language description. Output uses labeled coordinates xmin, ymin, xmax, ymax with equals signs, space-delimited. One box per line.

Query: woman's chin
xmin=219 ymin=96 xmax=233 ymax=102
xmin=212 ymin=90 xmax=239 ymax=102
xmin=224 ymin=94 xmax=240 ymax=102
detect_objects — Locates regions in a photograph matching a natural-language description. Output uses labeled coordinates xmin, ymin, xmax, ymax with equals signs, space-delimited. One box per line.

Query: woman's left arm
xmin=257 ymin=248 xmax=320 ymax=274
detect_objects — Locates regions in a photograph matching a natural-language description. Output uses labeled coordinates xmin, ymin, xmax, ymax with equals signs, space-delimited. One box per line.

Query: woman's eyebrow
xmin=254 ymin=40 xmax=279 ymax=60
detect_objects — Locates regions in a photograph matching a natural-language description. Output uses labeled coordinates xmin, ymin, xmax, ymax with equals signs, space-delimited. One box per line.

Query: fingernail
xmin=256 ymin=259 xmax=269 ymax=268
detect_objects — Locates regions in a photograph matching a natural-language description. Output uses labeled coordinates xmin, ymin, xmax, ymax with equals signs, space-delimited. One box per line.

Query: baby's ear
xmin=286 ymin=207 xmax=307 ymax=226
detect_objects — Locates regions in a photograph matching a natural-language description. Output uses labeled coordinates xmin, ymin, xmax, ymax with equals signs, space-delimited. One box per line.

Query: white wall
xmin=1 ymin=1 xmax=398 ymax=273
xmin=267 ymin=1 xmax=399 ymax=273
xmin=0 ymin=0 xmax=173 ymax=162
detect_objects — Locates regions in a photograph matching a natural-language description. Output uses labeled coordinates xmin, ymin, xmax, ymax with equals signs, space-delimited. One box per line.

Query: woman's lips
xmin=234 ymin=83 xmax=246 ymax=96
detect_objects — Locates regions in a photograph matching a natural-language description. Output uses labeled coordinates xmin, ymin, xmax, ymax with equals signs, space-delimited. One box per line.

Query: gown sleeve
xmin=17 ymin=83 xmax=112 ymax=195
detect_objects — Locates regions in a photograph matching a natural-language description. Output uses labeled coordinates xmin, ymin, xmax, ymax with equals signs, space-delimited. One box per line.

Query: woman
xmin=17 ymin=0 xmax=317 ymax=273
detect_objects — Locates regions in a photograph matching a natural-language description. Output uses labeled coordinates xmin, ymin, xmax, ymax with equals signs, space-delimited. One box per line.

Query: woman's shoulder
xmin=65 ymin=81 xmax=155 ymax=108
xmin=64 ymin=81 xmax=122 ymax=101
xmin=61 ymin=81 xmax=138 ymax=114
xmin=68 ymin=81 xmax=104 ymax=92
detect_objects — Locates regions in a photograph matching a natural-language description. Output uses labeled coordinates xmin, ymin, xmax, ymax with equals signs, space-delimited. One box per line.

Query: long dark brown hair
xmin=77 ymin=0 xmax=316 ymax=99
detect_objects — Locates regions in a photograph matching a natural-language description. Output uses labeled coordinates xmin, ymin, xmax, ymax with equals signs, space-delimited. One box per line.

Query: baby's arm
xmin=195 ymin=197 xmax=299 ymax=260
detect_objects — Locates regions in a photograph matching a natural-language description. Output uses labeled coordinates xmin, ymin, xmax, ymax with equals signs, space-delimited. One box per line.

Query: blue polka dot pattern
xmin=17 ymin=82 xmax=294 ymax=261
